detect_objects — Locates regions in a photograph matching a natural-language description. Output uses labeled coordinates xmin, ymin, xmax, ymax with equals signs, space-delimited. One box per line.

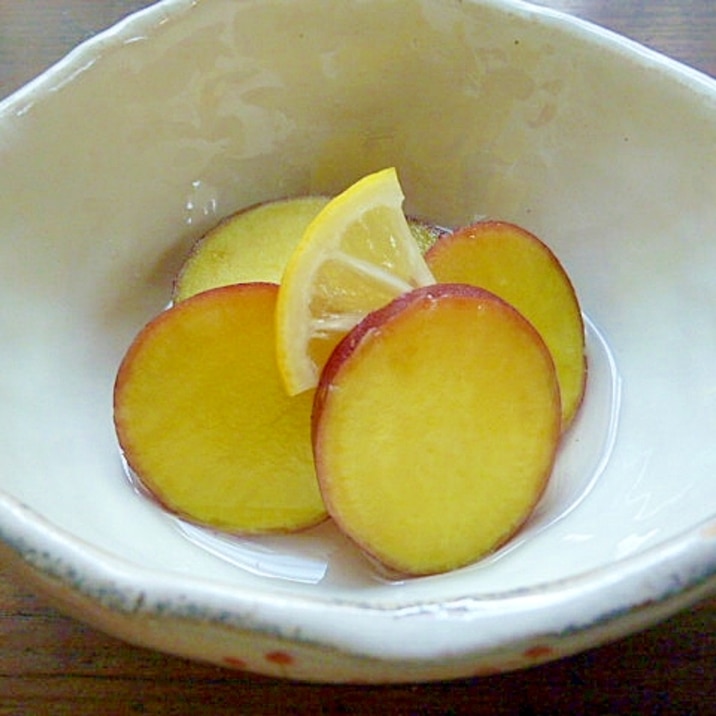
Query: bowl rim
xmin=1 ymin=0 xmax=716 ymax=675
xmin=1 ymin=490 xmax=715 ymax=664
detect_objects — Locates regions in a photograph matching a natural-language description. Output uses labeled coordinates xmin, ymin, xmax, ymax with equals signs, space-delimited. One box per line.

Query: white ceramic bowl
xmin=1 ymin=0 xmax=715 ymax=683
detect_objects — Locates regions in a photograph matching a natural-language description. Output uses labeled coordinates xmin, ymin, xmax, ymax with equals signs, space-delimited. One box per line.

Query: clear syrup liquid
xmin=123 ymin=312 xmax=620 ymax=587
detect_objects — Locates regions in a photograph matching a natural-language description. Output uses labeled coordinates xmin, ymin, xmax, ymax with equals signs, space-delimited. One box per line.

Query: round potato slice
xmin=114 ymin=282 xmax=326 ymax=533
xmin=426 ymin=220 xmax=586 ymax=430
xmin=312 ymin=283 xmax=561 ymax=575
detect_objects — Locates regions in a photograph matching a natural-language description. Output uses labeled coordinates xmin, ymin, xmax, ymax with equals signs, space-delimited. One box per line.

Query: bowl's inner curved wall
xmin=1 ymin=0 xmax=715 ymax=601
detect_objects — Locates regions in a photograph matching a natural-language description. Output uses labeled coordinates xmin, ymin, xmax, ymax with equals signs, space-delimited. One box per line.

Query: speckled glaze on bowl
xmin=0 ymin=0 xmax=715 ymax=683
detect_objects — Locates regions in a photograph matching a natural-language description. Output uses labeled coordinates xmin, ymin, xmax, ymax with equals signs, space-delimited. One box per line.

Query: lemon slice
xmin=276 ymin=167 xmax=436 ymax=395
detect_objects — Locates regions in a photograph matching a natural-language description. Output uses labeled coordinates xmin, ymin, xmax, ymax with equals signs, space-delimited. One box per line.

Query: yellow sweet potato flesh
xmin=114 ymin=283 xmax=326 ymax=533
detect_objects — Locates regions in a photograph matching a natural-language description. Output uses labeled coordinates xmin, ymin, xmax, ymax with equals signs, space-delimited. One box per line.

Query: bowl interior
xmin=1 ymin=0 xmax=716 ymax=607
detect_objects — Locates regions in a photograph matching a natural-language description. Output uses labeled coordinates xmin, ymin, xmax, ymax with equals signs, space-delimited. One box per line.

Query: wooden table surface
xmin=1 ymin=1 xmax=715 ymax=713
